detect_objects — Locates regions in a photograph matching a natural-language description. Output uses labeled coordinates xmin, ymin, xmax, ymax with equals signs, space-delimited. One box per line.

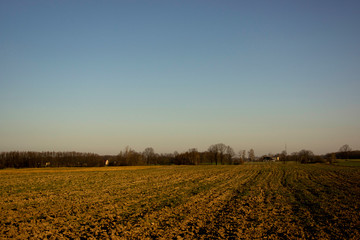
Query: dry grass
xmin=1 ymin=164 xmax=359 ymax=239
xmin=0 ymin=166 xmax=160 ymax=174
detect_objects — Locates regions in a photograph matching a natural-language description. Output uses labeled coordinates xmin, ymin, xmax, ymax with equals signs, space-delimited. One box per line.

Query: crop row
xmin=0 ymin=164 xmax=359 ymax=239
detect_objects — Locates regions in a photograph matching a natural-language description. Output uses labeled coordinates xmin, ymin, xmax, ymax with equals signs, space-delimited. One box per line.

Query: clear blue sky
xmin=1 ymin=0 xmax=359 ymax=156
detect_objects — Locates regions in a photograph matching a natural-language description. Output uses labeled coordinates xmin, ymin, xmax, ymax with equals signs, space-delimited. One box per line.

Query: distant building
xmin=261 ymin=156 xmax=278 ymax=162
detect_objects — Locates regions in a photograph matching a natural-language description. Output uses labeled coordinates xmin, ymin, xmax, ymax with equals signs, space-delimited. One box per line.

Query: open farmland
xmin=1 ymin=164 xmax=360 ymax=239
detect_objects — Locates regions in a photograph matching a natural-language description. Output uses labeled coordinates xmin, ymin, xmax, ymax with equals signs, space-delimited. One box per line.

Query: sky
xmin=1 ymin=0 xmax=360 ymax=156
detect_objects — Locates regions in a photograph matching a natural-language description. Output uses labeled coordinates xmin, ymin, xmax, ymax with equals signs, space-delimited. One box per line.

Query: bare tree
xmin=240 ymin=150 xmax=246 ymax=162
xmin=118 ymin=146 xmax=144 ymax=166
xmin=208 ymin=143 xmax=227 ymax=165
xmin=339 ymin=144 xmax=352 ymax=160
xmin=143 ymin=147 xmax=155 ymax=165
xmin=339 ymin=144 xmax=351 ymax=152
xmin=280 ymin=150 xmax=287 ymax=164
xmin=208 ymin=145 xmax=217 ymax=165
xmin=248 ymin=149 xmax=255 ymax=162
xmin=189 ymin=148 xmax=200 ymax=165
xmin=226 ymin=146 xmax=235 ymax=164
xmin=218 ymin=144 xmax=227 ymax=165
xmin=298 ymin=149 xmax=314 ymax=163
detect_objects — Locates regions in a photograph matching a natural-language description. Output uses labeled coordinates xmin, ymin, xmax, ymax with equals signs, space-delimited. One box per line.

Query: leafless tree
xmin=239 ymin=150 xmax=246 ymax=162
xmin=248 ymin=149 xmax=255 ymax=161
xmin=188 ymin=148 xmax=200 ymax=165
xmin=226 ymin=146 xmax=235 ymax=164
xmin=280 ymin=150 xmax=287 ymax=164
xmin=208 ymin=143 xmax=227 ymax=165
xmin=298 ymin=149 xmax=314 ymax=163
xmin=339 ymin=144 xmax=352 ymax=160
xmin=143 ymin=147 xmax=155 ymax=165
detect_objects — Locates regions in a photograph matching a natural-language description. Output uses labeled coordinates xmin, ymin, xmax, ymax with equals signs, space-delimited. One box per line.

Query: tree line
xmin=0 ymin=151 xmax=103 ymax=169
xmin=275 ymin=144 xmax=359 ymax=164
xmin=106 ymin=144 xmax=244 ymax=166
xmin=0 ymin=144 xmax=357 ymax=169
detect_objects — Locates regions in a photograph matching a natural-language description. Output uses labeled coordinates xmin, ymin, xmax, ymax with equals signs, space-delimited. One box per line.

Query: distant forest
xmin=0 ymin=144 xmax=358 ymax=169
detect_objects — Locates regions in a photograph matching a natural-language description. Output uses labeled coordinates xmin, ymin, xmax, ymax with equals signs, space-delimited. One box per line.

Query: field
xmin=1 ymin=164 xmax=360 ymax=239
xmin=334 ymin=159 xmax=360 ymax=167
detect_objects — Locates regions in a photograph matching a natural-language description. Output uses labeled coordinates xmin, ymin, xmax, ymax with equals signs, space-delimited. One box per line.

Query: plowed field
xmin=1 ymin=164 xmax=359 ymax=239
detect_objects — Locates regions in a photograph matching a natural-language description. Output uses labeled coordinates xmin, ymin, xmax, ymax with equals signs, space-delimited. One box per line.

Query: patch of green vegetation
xmin=334 ymin=159 xmax=360 ymax=167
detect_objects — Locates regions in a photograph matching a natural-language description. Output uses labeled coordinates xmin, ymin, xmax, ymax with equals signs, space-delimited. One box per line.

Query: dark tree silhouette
xmin=339 ymin=144 xmax=352 ymax=160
